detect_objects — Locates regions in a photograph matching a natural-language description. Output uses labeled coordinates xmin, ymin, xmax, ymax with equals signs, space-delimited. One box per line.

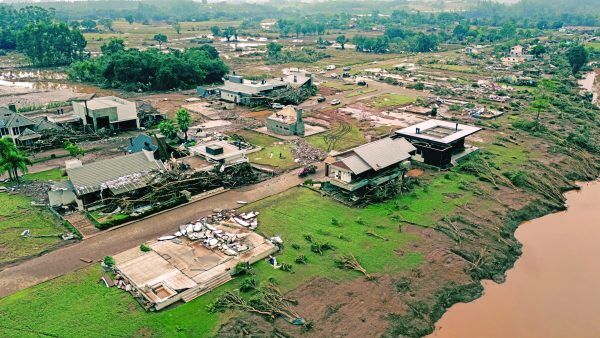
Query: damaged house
xmin=61 ymin=147 xmax=166 ymax=209
xmin=394 ymin=119 xmax=481 ymax=168
xmin=213 ymin=72 xmax=313 ymax=105
xmin=0 ymin=106 xmax=41 ymax=146
xmin=325 ymin=137 xmax=416 ymax=192
xmin=266 ymin=106 xmax=305 ymax=136
xmin=72 ymin=96 xmax=140 ymax=131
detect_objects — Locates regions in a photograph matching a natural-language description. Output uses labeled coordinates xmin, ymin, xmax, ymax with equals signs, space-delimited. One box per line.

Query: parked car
xmin=343 ymin=66 xmax=352 ymax=71
xmin=357 ymin=80 xmax=367 ymax=86
xmin=317 ymin=96 xmax=326 ymax=103
xmin=330 ymin=73 xmax=339 ymax=78
xmin=271 ymin=103 xmax=284 ymax=109
xmin=298 ymin=165 xmax=317 ymax=178
xmin=330 ymin=99 xmax=341 ymax=105
xmin=342 ymin=72 xmax=351 ymax=78
xmin=326 ymin=65 xmax=336 ymax=70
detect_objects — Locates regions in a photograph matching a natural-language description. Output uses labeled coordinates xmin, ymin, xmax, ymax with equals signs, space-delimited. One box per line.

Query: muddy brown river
xmin=431 ymin=180 xmax=600 ymax=338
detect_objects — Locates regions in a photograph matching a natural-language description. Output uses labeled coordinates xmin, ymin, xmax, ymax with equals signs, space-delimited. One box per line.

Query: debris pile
xmin=158 ymin=209 xmax=262 ymax=256
xmin=289 ymin=139 xmax=326 ymax=165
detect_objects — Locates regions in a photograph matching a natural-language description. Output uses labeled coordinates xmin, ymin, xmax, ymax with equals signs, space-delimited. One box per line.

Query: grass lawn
xmin=0 ymin=193 xmax=66 ymax=266
xmin=321 ymin=81 xmax=359 ymax=91
xmin=0 ymin=187 xmax=426 ymax=337
xmin=232 ymin=130 xmax=299 ymax=170
xmin=0 ymin=170 xmax=474 ymax=336
xmin=23 ymin=168 xmax=65 ymax=182
xmin=346 ymin=88 xmax=378 ymax=97
xmin=585 ymin=41 xmax=600 ymax=51
xmin=306 ymin=123 xmax=366 ymax=152
xmin=373 ymin=93 xmax=417 ymax=108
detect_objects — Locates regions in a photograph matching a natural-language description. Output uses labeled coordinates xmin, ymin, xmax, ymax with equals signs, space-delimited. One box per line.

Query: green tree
xmin=63 ymin=141 xmax=85 ymax=158
xmin=124 ymin=15 xmax=134 ymax=25
xmin=16 ymin=22 xmax=86 ymax=67
xmin=531 ymin=45 xmax=546 ymax=57
xmin=224 ymin=27 xmax=236 ymax=42
xmin=266 ymin=42 xmax=283 ymax=58
xmin=158 ymin=119 xmax=178 ymax=140
xmin=153 ymin=33 xmax=167 ymax=49
xmin=0 ymin=137 xmax=31 ymax=182
xmin=210 ymin=25 xmax=220 ymax=37
xmin=567 ymin=45 xmax=588 ymax=75
xmin=531 ymin=94 xmax=549 ymax=131
xmin=99 ymin=18 xmax=113 ymax=32
xmin=335 ymin=35 xmax=347 ymax=50
xmin=173 ymin=21 xmax=181 ymax=35
xmin=80 ymin=19 xmax=97 ymax=31
xmin=176 ymin=108 xmax=191 ymax=141
xmin=100 ymin=38 xmax=125 ymax=55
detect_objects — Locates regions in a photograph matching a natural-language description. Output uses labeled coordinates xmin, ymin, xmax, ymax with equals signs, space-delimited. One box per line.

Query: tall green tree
xmin=0 ymin=137 xmax=31 ymax=182
xmin=335 ymin=35 xmax=347 ymax=50
xmin=266 ymin=42 xmax=283 ymax=58
xmin=210 ymin=26 xmax=220 ymax=37
xmin=158 ymin=119 xmax=178 ymax=140
xmin=176 ymin=108 xmax=191 ymax=141
xmin=153 ymin=33 xmax=167 ymax=49
xmin=567 ymin=45 xmax=588 ymax=75
xmin=100 ymin=38 xmax=125 ymax=55
xmin=224 ymin=27 xmax=236 ymax=42
xmin=16 ymin=22 xmax=86 ymax=67
xmin=531 ymin=94 xmax=549 ymax=131
xmin=173 ymin=22 xmax=182 ymax=35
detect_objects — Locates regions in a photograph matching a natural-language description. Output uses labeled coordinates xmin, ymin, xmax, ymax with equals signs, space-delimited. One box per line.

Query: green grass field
xmin=23 ymin=168 xmax=65 ymax=182
xmin=0 ymin=174 xmax=475 ymax=336
xmin=321 ymin=81 xmax=359 ymax=91
xmin=373 ymin=93 xmax=417 ymax=108
xmin=232 ymin=130 xmax=299 ymax=169
xmin=0 ymin=193 xmax=66 ymax=266
xmin=306 ymin=123 xmax=366 ymax=152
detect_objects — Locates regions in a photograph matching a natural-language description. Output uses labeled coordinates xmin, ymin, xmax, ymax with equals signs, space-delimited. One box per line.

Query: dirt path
xmin=0 ymin=164 xmax=323 ymax=298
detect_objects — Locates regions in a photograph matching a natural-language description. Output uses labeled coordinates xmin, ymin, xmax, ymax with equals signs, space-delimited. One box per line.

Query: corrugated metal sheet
xmin=67 ymin=152 xmax=164 ymax=196
xmin=353 ymin=137 xmax=415 ymax=171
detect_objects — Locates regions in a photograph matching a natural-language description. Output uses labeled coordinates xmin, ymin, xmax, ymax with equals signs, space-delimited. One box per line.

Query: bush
xmin=103 ymin=256 xmax=115 ymax=267
xmin=239 ymin=277 xmax=258 ymax=292
xmin=140 ymin=243 xmax=152 ymax=252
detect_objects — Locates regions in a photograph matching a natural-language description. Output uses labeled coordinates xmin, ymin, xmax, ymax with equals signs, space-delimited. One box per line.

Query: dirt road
xmin=0 ymin=164 xmax=323 ymax=298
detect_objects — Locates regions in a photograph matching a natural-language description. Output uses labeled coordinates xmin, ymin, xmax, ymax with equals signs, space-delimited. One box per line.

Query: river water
xmin=579 ymin=70 xmax=598 ymax=105
xmin=431 ymin=180 xmax=600 ymax=338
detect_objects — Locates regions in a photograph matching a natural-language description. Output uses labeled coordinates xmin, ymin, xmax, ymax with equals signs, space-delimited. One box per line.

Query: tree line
xmin=67 ymin=39 xmax=228 ymax=91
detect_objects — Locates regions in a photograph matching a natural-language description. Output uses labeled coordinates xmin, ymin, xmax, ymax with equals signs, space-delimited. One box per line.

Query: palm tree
xmin=0 ymin=137 xmax=31 ymax=182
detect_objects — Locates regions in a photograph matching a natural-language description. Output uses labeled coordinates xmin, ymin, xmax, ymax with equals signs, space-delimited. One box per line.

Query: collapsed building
xmin=111 ymin=210 xmax=277 ymax=311
xmin=72 ymin=96 xmax=140 ymax=131
xmin=199 ymin=72 xmax=313 ymax=105
xmin=50 ymin=147 xmax=166 ymax=210
xmin=266 ymin=106 xmax=305 ymax=136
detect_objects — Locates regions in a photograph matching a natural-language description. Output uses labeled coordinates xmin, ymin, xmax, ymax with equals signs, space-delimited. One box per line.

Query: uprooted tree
xmin=209 ymin=283 xmax=305 ymax=325
xmin=93 ymin=162 xmax=259 ymax=213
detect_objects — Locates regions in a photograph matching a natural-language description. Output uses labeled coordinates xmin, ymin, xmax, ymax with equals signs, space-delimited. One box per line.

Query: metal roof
xmin=395 ymin=119 xmax=481 ymax=145
xmin=332 ymin=137 xmax=416 ymax=175
xmin=67 ymin=152 xmax=164 ymax=196
xmin=0 ymin=112 xmax=36 ymax=129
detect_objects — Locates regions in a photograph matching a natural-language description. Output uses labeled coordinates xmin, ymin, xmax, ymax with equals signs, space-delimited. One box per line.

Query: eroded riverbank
xmin=431 ymin=179 xmax=600 ymax=338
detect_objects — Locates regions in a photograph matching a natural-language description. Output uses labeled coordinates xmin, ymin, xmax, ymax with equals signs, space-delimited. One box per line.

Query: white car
xmin=326 ymin=65 xmax=336 ymax=70
xmin=271 ymin=103 xmax=284 ymax=109
xmin=330 ymin=99 xmax=341 ymax=105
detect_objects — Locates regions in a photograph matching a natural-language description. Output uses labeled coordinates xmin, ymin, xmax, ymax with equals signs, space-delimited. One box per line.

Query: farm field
xmin=306 ymin=123 xmax=366 ymax=152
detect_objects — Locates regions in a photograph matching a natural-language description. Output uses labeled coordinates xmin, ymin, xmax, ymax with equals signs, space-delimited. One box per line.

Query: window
xmin=12 ymin=127 xmax=20 ymax=135
xmin=0 ymin=128 xmax=7 ymax=136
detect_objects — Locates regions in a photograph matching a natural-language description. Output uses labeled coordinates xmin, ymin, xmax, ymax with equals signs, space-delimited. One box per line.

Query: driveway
xmin=0 ymin=164 xmax=324 ymax=298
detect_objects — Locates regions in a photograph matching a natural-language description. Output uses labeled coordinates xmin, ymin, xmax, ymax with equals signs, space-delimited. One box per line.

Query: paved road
xmin=0 ymin=164 xmax=323 ymax=298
